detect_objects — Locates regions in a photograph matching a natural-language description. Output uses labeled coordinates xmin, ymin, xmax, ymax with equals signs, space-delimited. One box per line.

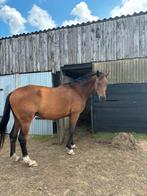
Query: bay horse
xmin=0 ymin=71 xmax=108 ymax=166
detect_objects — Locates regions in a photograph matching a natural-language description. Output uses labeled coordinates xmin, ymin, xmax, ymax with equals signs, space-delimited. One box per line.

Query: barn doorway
xmin=62 ymin=63 xmax=92 ymax=130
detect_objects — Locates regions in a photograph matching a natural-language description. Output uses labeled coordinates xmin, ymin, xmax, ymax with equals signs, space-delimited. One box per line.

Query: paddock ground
xmin=0 ymin=129 xmax=147 ymax=196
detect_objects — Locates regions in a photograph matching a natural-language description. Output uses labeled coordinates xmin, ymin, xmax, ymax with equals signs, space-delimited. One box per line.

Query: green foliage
xmin=93 ymin=132 xmax=115 ymax=142
xmin=93 ymin=132 xmax=147 ymax=142
xmin=131 ymin=132 xmax=147 ymax=141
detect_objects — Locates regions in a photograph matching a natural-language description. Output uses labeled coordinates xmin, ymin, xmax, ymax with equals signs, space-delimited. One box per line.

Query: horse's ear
xmin=105 ymin=71 xmax=110 ymax=77
xmin=96 ymin=70 xmax=100 ymax=77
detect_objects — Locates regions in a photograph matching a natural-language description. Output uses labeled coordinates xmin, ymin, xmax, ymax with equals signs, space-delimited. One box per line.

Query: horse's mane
xmin=63 ymin=71 xmax=104 ymax=86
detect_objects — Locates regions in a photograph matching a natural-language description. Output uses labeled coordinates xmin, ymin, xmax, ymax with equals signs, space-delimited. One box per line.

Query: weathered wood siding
xmin=0 ymin=13 xmax=147 ymax=74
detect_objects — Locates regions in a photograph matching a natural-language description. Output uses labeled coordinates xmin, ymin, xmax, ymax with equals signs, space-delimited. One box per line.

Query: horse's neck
xmin=76 ymin=76 xmax=96 ymax=102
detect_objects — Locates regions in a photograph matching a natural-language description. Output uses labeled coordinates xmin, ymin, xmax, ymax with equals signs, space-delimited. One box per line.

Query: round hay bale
xmin=111 ymin=132 xmax=138 ymax=150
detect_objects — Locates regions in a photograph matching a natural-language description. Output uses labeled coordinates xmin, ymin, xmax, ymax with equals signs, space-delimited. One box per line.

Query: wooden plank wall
xmin=0 ymin=13 xmax=147 ymax=74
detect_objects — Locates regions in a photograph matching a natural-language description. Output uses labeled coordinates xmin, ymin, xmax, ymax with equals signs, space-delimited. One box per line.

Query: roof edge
xmin=0 ymin=10 xmax=147 ymax=40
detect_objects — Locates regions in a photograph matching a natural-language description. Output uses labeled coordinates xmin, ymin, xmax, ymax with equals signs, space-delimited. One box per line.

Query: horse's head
xmin=95 ymin=71 xmax=108 ymax=102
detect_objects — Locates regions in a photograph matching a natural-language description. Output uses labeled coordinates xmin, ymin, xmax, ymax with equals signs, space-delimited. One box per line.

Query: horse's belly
xmin=48 ymin=111 xmax=69 ymax=120
xmin=38 ymin=105 xmax=70 ymax=120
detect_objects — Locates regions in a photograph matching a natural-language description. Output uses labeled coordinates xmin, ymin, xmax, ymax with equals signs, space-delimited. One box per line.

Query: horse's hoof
xmin=71 ymin=144 xmax=77 ymax=149
xmin=28 ymin=160 xmax=38 ymax=167
xmin=23 ymin=156 xmax=38 ymax=167
xmin=10 ymin=153 xmax=20 ymax=162
xmin=66 ymin=148 xmax=75 ymax=155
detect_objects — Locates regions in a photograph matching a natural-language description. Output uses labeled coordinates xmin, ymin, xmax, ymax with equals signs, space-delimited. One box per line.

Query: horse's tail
xmin=0 ymin=93 xmax=12 ymax=149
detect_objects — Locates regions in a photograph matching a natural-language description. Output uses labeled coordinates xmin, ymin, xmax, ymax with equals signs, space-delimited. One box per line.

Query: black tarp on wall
xmin=93 ymin=83 xmax=147 ymax=132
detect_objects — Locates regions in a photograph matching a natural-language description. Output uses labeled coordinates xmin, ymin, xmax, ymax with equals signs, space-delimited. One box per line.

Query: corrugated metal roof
xmin=93 ymin=58 xmax=147 ymax=84
xmin=0 ymin=10 xmax=147 ymax=41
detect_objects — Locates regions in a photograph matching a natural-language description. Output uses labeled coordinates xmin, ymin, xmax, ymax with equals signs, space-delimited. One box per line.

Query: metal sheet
xmin=0 ymin=72 xmax=53 ymax=135
xmin=18 ymin=72 xmax=53 ymax=135
xmin=93 ymin=58 xmax=147 ymax=84
xmin=0 ymin=74 xmax=15 ymax=133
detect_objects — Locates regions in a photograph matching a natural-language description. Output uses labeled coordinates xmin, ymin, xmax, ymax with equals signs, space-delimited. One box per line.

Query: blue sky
xmin=0 ymin=0 xmax=147 ymax=38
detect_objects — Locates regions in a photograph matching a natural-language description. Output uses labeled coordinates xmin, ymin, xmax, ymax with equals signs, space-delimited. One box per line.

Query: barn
xmin=0 ymin=11 xmax=147 ymax=138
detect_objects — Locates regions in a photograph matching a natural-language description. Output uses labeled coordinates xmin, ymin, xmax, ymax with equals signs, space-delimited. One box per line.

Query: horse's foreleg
xmin=71 ymin=136 xmax=78 ymax=149
xmin=66 ymin=113 xmax=80 ymax=155
xmin=19 ymin=123 xmax=38 ymax=167
xmin=66 ymin=127 xmax=75 ymax=155
xmin=9 ymin=119 xmax=20 ymax=161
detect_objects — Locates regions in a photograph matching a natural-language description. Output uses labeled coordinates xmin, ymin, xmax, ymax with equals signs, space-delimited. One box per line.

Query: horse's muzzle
xmin=99 ymin=96 xmax=106 ymax=102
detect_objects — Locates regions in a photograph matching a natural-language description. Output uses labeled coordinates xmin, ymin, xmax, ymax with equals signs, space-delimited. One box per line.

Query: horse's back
xmin=10 ymin=85 xmax=48 ymax=104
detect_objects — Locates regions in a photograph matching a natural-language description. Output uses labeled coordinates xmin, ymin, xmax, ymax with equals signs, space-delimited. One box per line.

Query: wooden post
xmin=57 ymin=117 xmax=69 ymax=144
xmin=52 ymin=71 xmax=68 ymax=144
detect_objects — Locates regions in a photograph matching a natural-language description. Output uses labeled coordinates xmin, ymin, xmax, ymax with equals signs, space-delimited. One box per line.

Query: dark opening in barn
xmin=62 ymin=63 xmax=92 ymax=129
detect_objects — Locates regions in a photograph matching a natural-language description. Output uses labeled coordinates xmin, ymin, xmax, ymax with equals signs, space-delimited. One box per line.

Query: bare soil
xmin=0 ymin=130 xmax=147 ymax=196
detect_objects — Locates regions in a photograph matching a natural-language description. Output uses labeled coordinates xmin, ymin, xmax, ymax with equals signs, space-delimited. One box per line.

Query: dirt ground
xmin=0 ymin=130 xmax=147 ymax=196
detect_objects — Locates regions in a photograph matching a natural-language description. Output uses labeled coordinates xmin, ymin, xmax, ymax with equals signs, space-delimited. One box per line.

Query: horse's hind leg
xmin=18 ymin=122 xmax=38 ymax=167
xmin=18 ymin=130 xmax=28 ymax=157
xmin=9 ymin=118 xmax=20 ymax=161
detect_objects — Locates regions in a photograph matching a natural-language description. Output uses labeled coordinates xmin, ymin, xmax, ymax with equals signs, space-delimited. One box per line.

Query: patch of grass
xmin=93 ymin=132 xmax=147 ymax=142
xmin=93 ymin=132 xmax=115 ymax=142
xmin=131 ymin=132 xmax=147 ymax=141
xmin=30 ymin=134 xmax=57 ymax=142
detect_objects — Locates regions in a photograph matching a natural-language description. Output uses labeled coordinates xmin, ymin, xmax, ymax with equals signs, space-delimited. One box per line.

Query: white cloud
xmin=111 ymin=0 xmax=147 ymax=17
xmin=62 ymin=1 xmax=99 ymax=26
xmin=28 ymin=4 xmax=56 ymax=30
xmin=0 ymin=5 xmax=26 ymax=35
xmin=0 ymin=0 xmax=6 ymax=5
